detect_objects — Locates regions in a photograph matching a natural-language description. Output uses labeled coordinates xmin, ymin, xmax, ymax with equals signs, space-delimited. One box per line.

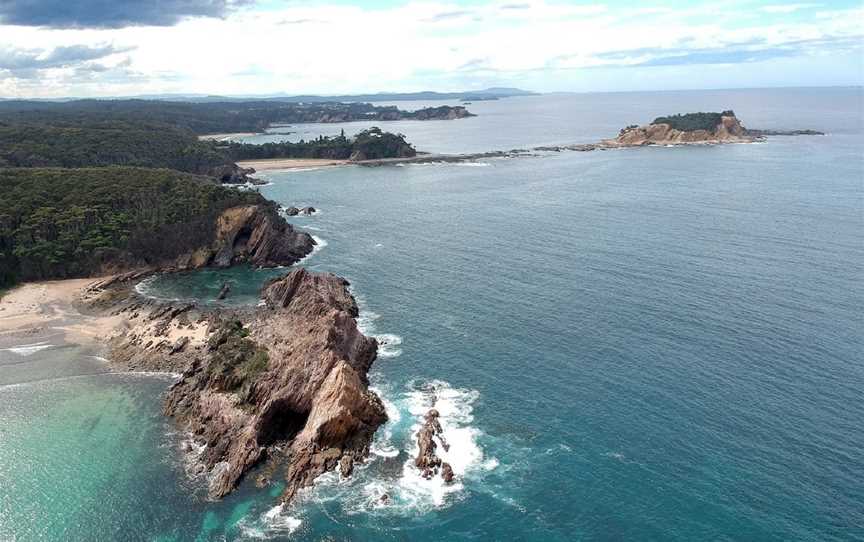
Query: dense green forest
xmin=0 ymin=100 xmax=471 ymax=135
xmin=0 ymin=167 xmax=269 ymax=288
xmin=652 ymin=111 xmax=735 ymax=131
xmin=0 ymin=120 xmax=230 ymax=175
xmin=227 ymin=128 xmax=416 ymax=161
xmin=0 ymin=117 xmax=416 ymax=179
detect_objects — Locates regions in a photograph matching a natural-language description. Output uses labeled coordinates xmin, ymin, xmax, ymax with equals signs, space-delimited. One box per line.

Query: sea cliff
xmin=86 ymin=268 xmax=386 ymax=503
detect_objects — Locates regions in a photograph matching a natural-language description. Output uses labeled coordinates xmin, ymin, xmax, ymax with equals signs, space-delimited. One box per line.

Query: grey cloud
xmin=277 ymin=18 xmax=320 ymax=25
xmin=424 ymin=10 xmax=473 ymax=22
xmin=583 ymin=35 xmax=862 ymax=69
xmin=0 ymin=44 xmax=133 ymax=74
xmin=0 ymin=0 xmax=251 ymax=29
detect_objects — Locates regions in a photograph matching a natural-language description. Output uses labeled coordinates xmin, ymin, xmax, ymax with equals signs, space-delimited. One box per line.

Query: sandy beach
xmin=237 ymin=158 xmax=350 ymax=171
xmin=0 ymin=277 xmax=209 ymax=352
xmin=0 ymin=278 xmax=119 ymax=343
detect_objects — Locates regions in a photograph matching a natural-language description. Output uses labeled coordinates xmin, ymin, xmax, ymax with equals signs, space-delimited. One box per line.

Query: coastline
xmin=0 ymin=278 xmax=124 ymax=348
xmin=198 ymin=132 xmax=261 ymax=141
xmin=0 ymin=265 xmax=387 ymax=505
xmin=237 ymin=158 xmax=350 ymax=171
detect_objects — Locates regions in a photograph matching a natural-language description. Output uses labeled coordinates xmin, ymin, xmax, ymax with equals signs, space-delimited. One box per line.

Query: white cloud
xmin=0 ymin=0 xmax=860 ymax=97
xmin=760 ymin=3 xmax=820 ymax=14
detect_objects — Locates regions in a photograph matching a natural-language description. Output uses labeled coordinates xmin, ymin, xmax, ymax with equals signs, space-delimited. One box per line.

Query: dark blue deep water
xmin=2 ymin=88 xmax=862 ymax=541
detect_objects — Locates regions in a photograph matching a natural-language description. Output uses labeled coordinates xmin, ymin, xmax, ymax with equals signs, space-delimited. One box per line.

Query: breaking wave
xmin=301 ymin=379 xmax=497 ymax=516
xmin=3 ymin=341 xmax=54 ymax=356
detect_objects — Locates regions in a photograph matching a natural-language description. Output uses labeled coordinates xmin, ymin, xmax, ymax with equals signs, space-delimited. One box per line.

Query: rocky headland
xmin=78 ymin=267 xmax=386 ymax=504
xmin=1 ymin=163 xmax=387 ymax=507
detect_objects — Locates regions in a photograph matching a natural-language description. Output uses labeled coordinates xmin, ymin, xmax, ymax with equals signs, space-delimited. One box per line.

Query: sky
xmin=0 ymin=0 xmax=861 ymax=98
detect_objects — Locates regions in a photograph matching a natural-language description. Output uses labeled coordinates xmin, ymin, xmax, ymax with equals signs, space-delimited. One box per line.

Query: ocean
xmin=1 ymin=87 xmax=862 ymax=541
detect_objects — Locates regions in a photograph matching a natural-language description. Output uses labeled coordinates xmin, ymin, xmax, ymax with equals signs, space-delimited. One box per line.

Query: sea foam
xmin=4 ymin=341 xmax=54 ymax=356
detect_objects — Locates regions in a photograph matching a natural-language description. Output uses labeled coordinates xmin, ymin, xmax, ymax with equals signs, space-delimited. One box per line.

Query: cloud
xmin=0 ymin=0 xmax=861 ymax=97
xmin=760 ymin=3 xmax=820 ymax=14
xmin=0 ymin=0 xmax=249 ymax=29
xmin=424 ymin=10 xmax=474 ymax=22
xmin=0 ymin=44 xmax=133 ymax=75
xmin=587 ymin=35 xmax=863 ymax=68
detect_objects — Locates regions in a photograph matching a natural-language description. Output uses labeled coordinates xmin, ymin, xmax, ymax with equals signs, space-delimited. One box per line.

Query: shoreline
xmin=235 ymin=135 xmax=793 ymax=173
xmin=237 ymin=158 xmax=350 ymax=171
xmin=198 ymin=132 xmax=261 ymax=141
xmin=0 ymin=278 xmax=125 ymax=349
xmin=0 ymin=266 xmax=388 ymax=505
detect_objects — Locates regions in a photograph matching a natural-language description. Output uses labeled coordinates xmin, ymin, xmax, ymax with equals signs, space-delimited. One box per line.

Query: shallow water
xmin=2 ymin=88 xmax=862 ymax=541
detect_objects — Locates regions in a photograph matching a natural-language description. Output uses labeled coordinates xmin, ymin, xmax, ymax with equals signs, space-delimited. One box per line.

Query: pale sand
xmin=0 ymin=277 xmax=209 ymax=351
xmin=198 ymin=132 xmax=260 ymax=141
xmin=237 ymin=158 xmax=350 ymax=171
xmin=0 ymin=278 xmax=112 ymax=342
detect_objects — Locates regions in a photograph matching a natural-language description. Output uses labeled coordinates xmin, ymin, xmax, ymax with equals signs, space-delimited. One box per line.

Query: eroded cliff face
xmin=608 ymin=114 xmax=753 ymax=147
xmin=161 ymin=268 xmax=386 ymax=502
xmin=173 ymin=204 xmax=315 ymax=271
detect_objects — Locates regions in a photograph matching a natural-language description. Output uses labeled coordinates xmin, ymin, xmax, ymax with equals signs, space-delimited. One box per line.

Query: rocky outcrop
xmin=409 ymin=105 xmax=475 ymax=120
xmin=162 ymin=268 xmax=386 ymax=502
xmin=209 ymin=163 xmax=258 ymax=184
xmin=607 ymin=112 xmax=754 ymax=147
xmin=216 ymin=282 xmax=231 ymax=300
xmin=744 ymin=128 xmax=825 ymax=137
xmin=172 ymin=204 xmax=315 ymax=270
xmin=414 ymin=408 xmax=454 ymax=483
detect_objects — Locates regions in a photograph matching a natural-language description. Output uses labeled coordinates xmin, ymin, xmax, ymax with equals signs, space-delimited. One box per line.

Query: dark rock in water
xmin=441 ymin=462 xmax=454 ymax=483
xmin=216 ymin=282 xmax=231 ymax=300
xmin=300 ymin=206 xmax=316 ymax=215
xmin=284 ymin=207 xmax=300 ymax=216
xmin=415 ymin=408 xmax=448 ymax=480
xmin=163 ymin=268 xmax=386 ymax=502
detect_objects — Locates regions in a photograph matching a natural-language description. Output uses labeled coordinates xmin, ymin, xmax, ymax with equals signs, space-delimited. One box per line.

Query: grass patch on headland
xmin=205 ymin=319 xmax=270 ymax=404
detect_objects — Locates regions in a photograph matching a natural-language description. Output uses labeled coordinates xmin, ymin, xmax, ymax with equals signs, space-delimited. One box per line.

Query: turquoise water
xmin=2 ymin=88 xmax=863 ymax=540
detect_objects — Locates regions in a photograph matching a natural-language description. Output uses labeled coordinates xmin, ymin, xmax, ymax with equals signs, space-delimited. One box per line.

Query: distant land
xmin=0 ymin=88 xmax=537 ymax=104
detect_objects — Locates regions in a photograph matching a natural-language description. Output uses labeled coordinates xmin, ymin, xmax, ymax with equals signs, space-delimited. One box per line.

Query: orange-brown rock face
xmin=607 ymin=114 xmax=753 ymax=147
xmin=210 ymin=204 xmax=315 ymax=268
xmin=163 ymin=268 xmax=386 ymax=502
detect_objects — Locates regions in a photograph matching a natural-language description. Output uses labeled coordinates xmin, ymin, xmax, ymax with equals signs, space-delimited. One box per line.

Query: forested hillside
xmin=0 ymin=100 xmax=472 ymax=135
xmin=651 ymin=111 xmax=736 ymax=131
xmin=0 ymin=167 xmax=269 ymax=287
xmin=227 ymin=128 xmax=416 ymax=160
xmin=0 ymin=120 xmax=229 ymax=174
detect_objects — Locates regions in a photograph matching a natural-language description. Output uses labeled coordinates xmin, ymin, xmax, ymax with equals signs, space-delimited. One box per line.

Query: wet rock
xmin=284 ymin=207 xmax=300 ymax=216
xmin=415 ymin=409 xmax=444 ymax=479
xmin=216 ymin=282 xmax=231 ymax=300
xmin=300 ymin=206 xmax=316 ymax=215
xmin=441 ymin=462 xmax=454 ymax=483
xmin=339 ymin=455 xmax=354 ymax=478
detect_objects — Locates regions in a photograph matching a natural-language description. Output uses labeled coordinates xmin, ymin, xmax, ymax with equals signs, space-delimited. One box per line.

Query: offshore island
xmin=0 ymin=101 xmax=825 ymax=507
